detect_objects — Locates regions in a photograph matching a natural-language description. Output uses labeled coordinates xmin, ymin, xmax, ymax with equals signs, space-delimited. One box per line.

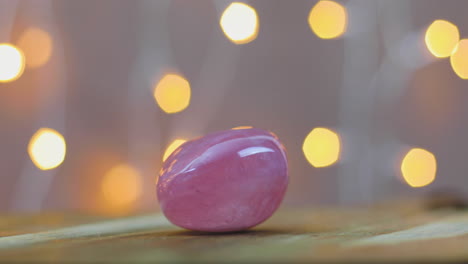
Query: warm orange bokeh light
xmin=28 ymin=128 xmax=66 ymax=170
xmin=101 ymin=164 xmax=142 ymax=211
xmin=0 ymin=43 xmax=25 ymax=82
xmin=163 ymin=139 xmax=187 ymax=161
xmin=302 ymin=127 xmax=341 ymax=168
xmin=154 ymin=73 xmax=191 ymax=114
xmin=425 ymin=20 xmax=459 ymax=58
xmin=308 ymin=0 xmax=347 ymax=39
xmin=401 ymin=148 xmax=437 ymax=188
xmin=450 ymin=39 xmax=468 ymax=79
xmin=220 ymin=2 xmax=259 ymax=44
xmin=17 ymin=27 xmax=53 ymax=68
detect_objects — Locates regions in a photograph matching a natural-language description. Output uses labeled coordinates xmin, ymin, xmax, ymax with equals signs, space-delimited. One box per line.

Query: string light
xmin=101 ymin=164 xmax=142 ymax=210
xmin=400 ymin=148 xmax=437 ymax=188
xmin=302 ymin=127 xmax=341 ymax=168
xmin=425 ymin=20 xmax=459 ymax=58
xmin=450 ymin=39 xmax=468 ymax=79
xmin=163 ymin=139 xmax=187 ymax=161
xmin=308 ymin=0 xmax=347 ymax=39
xmin=17 ymin=27 xmax=53 ymax=68
xmin=28 ymin=128 xmax=66 ymax=170
xmin=154 ymin=73 xmax=191 ymax=114
xmin=0 ymin=43 xmax=25 ymax=82
xmin=220 ymin=2 xmax=259 ymax=44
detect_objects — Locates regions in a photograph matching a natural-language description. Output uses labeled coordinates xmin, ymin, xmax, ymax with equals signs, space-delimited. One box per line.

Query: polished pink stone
xmin=157 ymin=128 xmax=288 ymax=232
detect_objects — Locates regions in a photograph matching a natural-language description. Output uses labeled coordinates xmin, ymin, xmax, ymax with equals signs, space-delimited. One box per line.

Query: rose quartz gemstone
xmin=157 ymin=128 xmax=288 ymax=232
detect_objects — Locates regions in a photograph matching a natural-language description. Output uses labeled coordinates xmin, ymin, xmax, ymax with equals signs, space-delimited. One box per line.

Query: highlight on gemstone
xmin=163 ymin=139 xmax=187 ymax=161
xmin=231 ymin=126 xmax=253 ymax=130
xmin=157 ymin=128 xmax=288 ymax=232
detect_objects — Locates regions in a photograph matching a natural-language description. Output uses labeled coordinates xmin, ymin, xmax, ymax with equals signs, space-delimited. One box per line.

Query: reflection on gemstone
xmin=238 ymin=146 xmax=274 ymax=158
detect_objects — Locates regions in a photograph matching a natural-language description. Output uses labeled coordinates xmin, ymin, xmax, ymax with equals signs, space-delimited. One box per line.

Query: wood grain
xmin=0 ymin=204 xmax=467 ymax=263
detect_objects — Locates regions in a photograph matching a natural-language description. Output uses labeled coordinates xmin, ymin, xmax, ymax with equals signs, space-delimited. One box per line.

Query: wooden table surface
xmin=0 ymin=198 xmax=467 ymax=263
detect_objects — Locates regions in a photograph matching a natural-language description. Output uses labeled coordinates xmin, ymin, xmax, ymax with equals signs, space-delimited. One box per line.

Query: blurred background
xmin=0 ymin=0 xmax=467 ymax=216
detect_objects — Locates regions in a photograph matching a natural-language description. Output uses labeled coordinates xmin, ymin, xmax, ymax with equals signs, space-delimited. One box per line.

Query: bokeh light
xmin=450 ymin=39 xmax=468 ymax=79
xmin=302 ymin=127 xmax=341 ymax=168
xmin=220 ymin=2 xmax=259 ymax=44
xmin=154 ymin=73 xmax=191 ymax=114
xmin=0 ymin=43 xmax=25 ymax=82
xmin=28 ymin=128 xmax=66 ymax=170
xmin=163 ymin=139 xmax=187 ymax=161
xmin=400 ymin=148 xmax=437 ymax=188
xmin=17 ymin=27 xmax=53 ymax=68
xmin=308 ymin=0 xmax=347 ymax=39
xmin=425 ymin=20 xmax=459 ymax=58
xmin=101 ymin=164 xmax=142 ymax=210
